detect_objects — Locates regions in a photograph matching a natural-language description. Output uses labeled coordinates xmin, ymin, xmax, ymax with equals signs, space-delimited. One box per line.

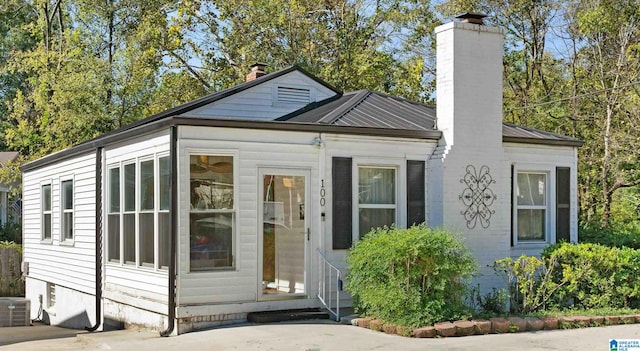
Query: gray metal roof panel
xmin=282 ymin=89 xmax=437 ymax=131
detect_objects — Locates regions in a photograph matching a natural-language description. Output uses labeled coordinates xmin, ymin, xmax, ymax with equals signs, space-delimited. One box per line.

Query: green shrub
xmin=493 ymin=255 xmax=568 ymax=313
xmin=542 ymin=243 xmax=640 ymax=309
xmin=579 ymin=222 xmax=640 ymax=250
xmin=468 ymin=285 xmax=509 ymax=318
xmin=346 ymin=225 xmax=477 ymax=327
xmin=0 ymin=222 xmax=21 ymax=244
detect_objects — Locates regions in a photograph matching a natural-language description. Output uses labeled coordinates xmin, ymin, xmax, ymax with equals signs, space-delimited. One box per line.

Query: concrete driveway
xmin=2 ymin=320 xmax=639 ymax=351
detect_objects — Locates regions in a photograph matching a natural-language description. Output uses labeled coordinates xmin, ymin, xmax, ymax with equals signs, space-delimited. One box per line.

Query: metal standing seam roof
xmin=21 ymin=66 xmax=582 ymax=172
xmin=280 ymin=90 xmax=583 ymax=147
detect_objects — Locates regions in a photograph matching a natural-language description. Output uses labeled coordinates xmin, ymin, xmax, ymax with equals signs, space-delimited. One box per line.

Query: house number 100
xmin=320 ymin=179 xmax=326 ymax=206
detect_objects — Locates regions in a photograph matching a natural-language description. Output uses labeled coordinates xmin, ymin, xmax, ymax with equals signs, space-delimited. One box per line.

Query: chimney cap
xmin=455 ymin=12 xmax=487 ymax=25
xmin=250 ymin=62 xmax=268 ymax=71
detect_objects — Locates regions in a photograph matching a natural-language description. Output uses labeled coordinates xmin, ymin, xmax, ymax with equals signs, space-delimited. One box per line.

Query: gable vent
xmin=277 ymin=86 xmax=311 ymax=104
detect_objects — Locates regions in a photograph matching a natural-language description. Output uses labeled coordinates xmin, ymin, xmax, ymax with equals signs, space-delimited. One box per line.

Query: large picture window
xmin=357 ymin=167 xmax=397 ymax=238
xmin=189 ymin=154 xmax=235 ymax=271
xmin=61 ymin=180 xmax=74 ymax=241
xmin=516 ymin=172 xmax=548 ymax=242
xmin=42 ymin=184 xmax=52 ymax=240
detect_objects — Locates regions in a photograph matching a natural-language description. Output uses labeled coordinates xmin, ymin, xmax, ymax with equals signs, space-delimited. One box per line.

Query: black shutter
xmin=556 ymin=167 xmax=571 ymax=243
xmin=510 ymin=164 xmax=514 ymax=247
xmin=406 ymin=160 xmax=425 ymax=227
xmin=332 ymin=157 xmax=352 ymax=249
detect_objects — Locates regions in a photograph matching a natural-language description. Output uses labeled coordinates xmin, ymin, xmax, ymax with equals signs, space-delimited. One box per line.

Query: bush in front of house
xmin=495 ymin=242 xmax=640 ymax=314
xmin=346 ymin=225 xmax=477 ymax=327
xmin=542 ymin=242 xmax=640 ymax=309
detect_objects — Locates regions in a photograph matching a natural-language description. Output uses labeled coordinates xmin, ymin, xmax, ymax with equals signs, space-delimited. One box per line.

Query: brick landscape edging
xmin=351 ymin=314 xmax=640 ymax=338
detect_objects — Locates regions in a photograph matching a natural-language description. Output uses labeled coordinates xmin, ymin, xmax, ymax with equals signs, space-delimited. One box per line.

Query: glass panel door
xmin=260 ymin=170 xmax=308 ymax=297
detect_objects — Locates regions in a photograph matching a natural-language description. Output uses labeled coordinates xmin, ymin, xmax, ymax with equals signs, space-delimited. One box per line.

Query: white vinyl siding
xmin=505 ymin=144 xmax=578 ymax=256
xmin=177 ymin=126 xmax=435 ymax=308
xmin=187 ymin=71 xmax=336 ymax=121
xmin=103 ymin=131 xmax=171 ymax=314
xmin=23 ymin=152 xmax=97 ymax=295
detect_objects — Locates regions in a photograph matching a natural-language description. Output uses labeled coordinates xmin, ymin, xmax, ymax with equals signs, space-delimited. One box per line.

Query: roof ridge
xmin=318 ymin=90 xmax=371 ymax=124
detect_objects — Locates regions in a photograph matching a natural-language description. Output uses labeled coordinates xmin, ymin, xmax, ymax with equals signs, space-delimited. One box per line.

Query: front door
xmin=258 ymin=168 xmax=309 ymax=299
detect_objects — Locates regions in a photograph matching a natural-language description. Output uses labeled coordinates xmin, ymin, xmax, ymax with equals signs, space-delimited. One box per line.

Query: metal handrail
xmin=316 ymin=248 xmax=343 ymax=321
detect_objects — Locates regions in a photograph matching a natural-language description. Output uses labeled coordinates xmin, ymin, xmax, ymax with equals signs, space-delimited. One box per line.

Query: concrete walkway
xmin=2 ymin=320 xmax=640 ymax=351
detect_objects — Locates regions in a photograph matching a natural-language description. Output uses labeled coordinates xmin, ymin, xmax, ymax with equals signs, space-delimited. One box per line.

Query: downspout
xmin=160 ymin=126 xmax=177 ymax=337
xmin=86 ymin=147 xmax=103 ymax=332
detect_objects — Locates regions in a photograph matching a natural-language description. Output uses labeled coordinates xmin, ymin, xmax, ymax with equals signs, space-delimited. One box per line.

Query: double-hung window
xmin=108 ymin=155 xmax=170 ymax=269
xmin=158 ymin=156 xmax=170 ymax=269
xmin=42 ymin=184 xmax=52 ymax=241
xmin=61 ymin=180 xmax=74 ymax=241
xmin=357 ymin=167 xmax=397 ymax=239
xmin=139 ymin=159 xmax=155 ymax=267
xmin=189 ymin=154 xmax=235 ymax=271
xmin=108 ymin=167 xmax=121 ymax=262
xmin=515 ymin=171 xmax=548 ymax=243
xmin=123 ymin=163 xmax=136 ymax=264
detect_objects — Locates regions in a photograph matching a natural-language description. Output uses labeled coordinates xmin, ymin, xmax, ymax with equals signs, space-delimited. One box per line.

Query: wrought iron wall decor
xmin=459 ymin=165 xmax=497 ymax=229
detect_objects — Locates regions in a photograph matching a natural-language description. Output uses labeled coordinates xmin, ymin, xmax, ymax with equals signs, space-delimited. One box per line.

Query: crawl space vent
xmin=0 ymin=297 xmax=31 ymax=327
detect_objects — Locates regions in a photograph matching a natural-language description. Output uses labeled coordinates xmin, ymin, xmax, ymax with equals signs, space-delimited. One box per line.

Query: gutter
xmin=160 ymin=126 xmax=177 ymax=337
xmin=86 ymin=147 xmax=103 ymax=332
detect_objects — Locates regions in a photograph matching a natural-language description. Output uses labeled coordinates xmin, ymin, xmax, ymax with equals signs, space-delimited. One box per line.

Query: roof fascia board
xmin=21 ymin=116 xmax=441 ymax=172
xmin=502 ymin=136 xmax=584 ymax=147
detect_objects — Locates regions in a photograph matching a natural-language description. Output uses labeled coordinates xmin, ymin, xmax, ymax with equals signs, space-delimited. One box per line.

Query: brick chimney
xmin=246 ymin=63 xmax=267 ymax=82
xmin=435 ymin=12 xmax=503 ymax=150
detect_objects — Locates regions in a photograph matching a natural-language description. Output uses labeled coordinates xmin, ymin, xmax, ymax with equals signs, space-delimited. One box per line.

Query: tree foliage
xmin=0 ymin=1 xmax=639 ymax=227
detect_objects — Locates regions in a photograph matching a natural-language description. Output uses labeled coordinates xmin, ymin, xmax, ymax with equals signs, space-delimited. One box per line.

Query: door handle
xmin=307 ymin=228 xmax=310 ymax=241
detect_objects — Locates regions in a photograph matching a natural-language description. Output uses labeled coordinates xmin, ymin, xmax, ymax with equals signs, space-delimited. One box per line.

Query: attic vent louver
xmin=277 ymin=86 xmax=311 ymax=104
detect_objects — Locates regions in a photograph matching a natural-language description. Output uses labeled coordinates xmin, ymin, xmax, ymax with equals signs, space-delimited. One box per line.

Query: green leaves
xmin=346 ymin=225 xmax=477 ymax=327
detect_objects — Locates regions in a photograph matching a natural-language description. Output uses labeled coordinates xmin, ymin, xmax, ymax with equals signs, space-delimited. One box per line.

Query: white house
xmin=21 ymin=15 xmax=581 ymax=334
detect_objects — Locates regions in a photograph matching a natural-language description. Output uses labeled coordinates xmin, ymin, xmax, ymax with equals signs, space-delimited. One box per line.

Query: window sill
xmin=40 ymin=239 xmax=53 ymax=245
xmin=59 ymin=240 xmax=75 ymax=247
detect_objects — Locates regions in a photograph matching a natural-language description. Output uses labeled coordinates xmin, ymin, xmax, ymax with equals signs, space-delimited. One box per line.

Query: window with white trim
xmin=158 ymin=156 xmax=170 ymax=269
xmin=189 ymin=154 xmax=235 ymax=271
xmin=357 ymin=166 xmax=397 ymax=239
xmin=42 ymin=184 xmax=52 ymax=241
xmin=107 ymin=167 xmax=120 ymax=262
xmin=123 ymin=163 xmax=136 ymax=264
xmin=61 ymin=180 xmax=74 ymax=241
xmin=515 ymin=171 xmax=548 ymax=242
xmin=107 ymin=154 xmax=170 ymax=270
xmin=139 ymin=159 xmax=154 ymax=267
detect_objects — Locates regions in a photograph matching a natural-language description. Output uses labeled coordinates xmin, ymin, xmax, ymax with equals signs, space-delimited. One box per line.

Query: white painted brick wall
xmin=430 ymin=21 xmax=509 ymax=293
